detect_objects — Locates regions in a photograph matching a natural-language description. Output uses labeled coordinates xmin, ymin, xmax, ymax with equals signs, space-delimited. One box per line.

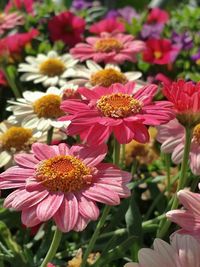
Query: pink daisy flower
xmin=124 ymin=234 xmax=200 ymax=267
xmin=157 ymin=118 xmax=200 ymax=175
xmin=70 ymin=32 xmax=145 ymax=64
xmin=89 ymin=18 xmax=125 ymax=35
xmin=167 ymin=188 xmax=200 ymax=236
xmin=59 ymin=82 xmax=174 ymax=145
xmin=0 ymin=12 xmax=24 ymax=36
xmin=0 ymin=142 xmax=131 ymax=232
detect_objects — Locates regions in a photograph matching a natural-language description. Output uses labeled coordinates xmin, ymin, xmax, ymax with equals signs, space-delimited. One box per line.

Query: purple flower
xmin=191 ymin=50 xmax=200 ymax=65
xmin=141 ymin=23 xmax=164 ymax=39
xmin=71 ymin=0 xmax=92 ymax=10
xmin=118 ymin=6 xmax=140 ymax=23
xmin=106 ymin=6 xmax=139 ymax=23
xmin=172 ymin=32 xmax=193 ymax=50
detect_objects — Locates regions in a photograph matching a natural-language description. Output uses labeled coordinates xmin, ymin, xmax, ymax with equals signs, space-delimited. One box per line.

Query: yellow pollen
xmin=193 ymin=124 xmax=200 ymax=144
xmin=154 ymin=51 xmax=162 ymax=59
xmin=94 ymin=38 xmax=123 ymax=53
xmin=0 ymin=13 xmax=5 ymax=24
xmin=39 ymin=58 xmax=65 ymax=77
xmin=90 ymin=68 xmax=128 ymax=87
xmin=0 ymin=127 xmax=32 ymax=151
xmin=97 ymin=93 xmax=142 ymax=118
xmin=33 ymin=94 xmax=64 ymax=119
xmin=35 ymin=155 xmax=92 ymax=192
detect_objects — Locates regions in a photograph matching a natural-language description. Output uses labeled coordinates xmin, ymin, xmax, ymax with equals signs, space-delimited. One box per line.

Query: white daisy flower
xmin=18 ymin=51 xmax=78 ymax=87
xmin=7 ymin=87 xmax=71 ymax=132
xmin=0 ymin=121 xmax=66 ymax=168
xmin=66 ymin=60 xmax=142 ymax=88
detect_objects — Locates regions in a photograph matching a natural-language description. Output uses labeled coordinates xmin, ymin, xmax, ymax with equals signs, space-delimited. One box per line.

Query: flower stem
xmin=157 ymin=127 xmax=192 ymax=238
xmin=47 ymin=127 xmax=54 ymax=145
xmin=81 ymin=138 xmax=121 ymax=267
xmin=2 ymin=66 xmax=21 ymax=98
xmin=40 ymin=227 xmax=62 ymax=267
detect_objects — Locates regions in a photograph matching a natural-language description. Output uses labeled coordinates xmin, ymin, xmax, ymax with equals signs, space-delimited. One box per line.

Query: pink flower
xmin=147 ymin=8 xmax=169 ymax=24
xmin=155 ymin=73 xmax=172 ymax=86
xmin=0 ymin=71 xmax=7 ymax=86
xmin=157 ymin=118 xmax=200 ymax=175
xmin=70 ymin=32 xmax=145 ymax=64
xmin=59 ymin=82 xmax=174 ymax=145
xmin=0 ymin=12 xmax=24 ymax=36
xmin=0 ymin=29 xmax=39 ymax=54
xmin=89 ymin=18 xmax=125 ymax=35
xmin=48 ymin=11 xmax=85 ymax=47
xmin=0 ymin=143 xmax=131 ymax=232
xmin=124 ymin=234 xmax=200 ymax=267
xmin=5 ymin=0 xmax=34 ymax=14
xmin=143 ymin=38 xmax=180 ymax=65
xmin=167 ymin=189 xmax=200 ymax=236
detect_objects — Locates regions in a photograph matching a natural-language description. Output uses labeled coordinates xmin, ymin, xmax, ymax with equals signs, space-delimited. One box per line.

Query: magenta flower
xmin=157 ymin=118 xmax=200 ymax=175
xmin=89 ymin=18 xmax=125 ymax=35
xmin=167 ymin=189 xmax=200 ymax=236
xmin=60 ymin=82 xmax=174 ymax=145
xmin=125 ymin=234 xmax=200 ymax=267
xmin=70 ymin=32 xmax=145 ymax=64
xmin=0 ymin=143 xmax=131 ymax=232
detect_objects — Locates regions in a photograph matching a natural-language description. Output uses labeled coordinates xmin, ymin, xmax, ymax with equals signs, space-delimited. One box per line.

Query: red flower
xmin=0 ymin=29 xmax=39 ymax=55
xmin=143 ymin=38 xmax=180 ymax=65
xmin=163 ymin=79 xmax=200 ymax=127
xmin=89 ymin=18 xmax=125 ymax=35
xmin=5 ymin=0 xmax=34 ymax=14
xmin=0 ymin=71 xmax=7 ymax=86
xmin=48 ymin=11 xmax=85 ymax=47
xmin=147 ymin=8 xmax=169 ymax=24
xmin=155 ymin=73 xmax=172 ymax=86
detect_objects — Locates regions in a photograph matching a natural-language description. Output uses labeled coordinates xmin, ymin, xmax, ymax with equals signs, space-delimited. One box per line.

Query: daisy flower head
xmin=157 ymin=118 xmax=200 ymax=175
xmin=124 ymin=234 xmax=200 ymax=267
xmin=68 ymin=60 xmax=142 ymax=88
xmin=7 ymin=87 xmax=71 ymax=132
xmin=89 ymin=18 xmax=125 ymax=35
xmin=70 ymin=32 xmax=146 ymax=64
xmin=18 ymin=51 xmax=78 ymax=87
xmin=163 ymin=79 xmax=200 ymax=127
xmin=0 ymin=121 xmax=65 ymax=168
xmin=0 ymin=142 xmax=131 ymax=231
xmin=167 ymin=188 xmax=200 ymax=236
xmin=0 ymin=12 xmax=24 ymax=36
xmin=60 ymin=82 xmax=175 ymax=145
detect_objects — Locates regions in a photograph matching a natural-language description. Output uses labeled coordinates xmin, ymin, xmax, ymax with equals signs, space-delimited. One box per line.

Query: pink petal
xmin=77 ymin=194 xmax=99 ymax=220
xmin=36 ymin=192 xmax=64 ymax=221
xmin=32 ymin=143 xmax=57 ymax=160
xmin=14 ymin=153 xmax=39 ymax=168
xmin=21 ymin=206 xmax=41 ymax=227
xmin=54 ymin=193 xmax=78 ymax=232
xmin=73 ymin=214 xmax=89 ymax=232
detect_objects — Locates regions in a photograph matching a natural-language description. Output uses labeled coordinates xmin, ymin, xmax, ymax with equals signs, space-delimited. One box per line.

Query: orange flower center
xmin=39 ymin=58 xmax=65 ymax=77
xmin=33 ymin=94 xmax=64 ymax=119
xmin=193 ymin=124 xmax=200 ymax=144
xmin=196 ymin=59 xmax=200 ymax=65
xmin=0 ymin=127 xmax=33 ymax=151
xmin=35 ymin=155 xmax=92 ymax=192
xmin=154 ymin=51 xmax=162 ymax=59
xmin=90 ymin=68 xmax=128 ymax=87
xmin=94 ymin=38 xmax=123 ymax=53
xmin=97 ymin=93 xmax=142 ymax=118
xmin=0 ymin=13 xmax=5 ymax=24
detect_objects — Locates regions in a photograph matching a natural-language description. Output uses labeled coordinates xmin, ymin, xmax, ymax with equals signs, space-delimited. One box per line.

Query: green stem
xmin=2 ymin=66 xmax=21 ymax=98
xmin=40 ymin=227 xmax=62 ymax=267
xmin=157 ymin=127 xmax=192 ymax=238
xmin=164 ymin=153 xmax=171 ymax=197
xmin=47 ymin=127 xmax=54 ymax=145
xmin=81 ymin=206 xmax=111 ymax=267
xmin=81 ymin=138 xmax=121 ymax=267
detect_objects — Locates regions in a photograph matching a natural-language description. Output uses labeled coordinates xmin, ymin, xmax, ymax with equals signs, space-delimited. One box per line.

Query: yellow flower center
xmin=196 ymin=59 xmax=200 ymax=65
xmin=33 ymin=94 xmax=64 ymax=119
xmin=0 ymin=127 xmax=32 ymax=151
xmin=39 ymin=58 xmax=65 ymax=77
xmin=154 ymin=51 xmax=162 ymax=59
xmin=94 ymin=38 xmax=123 ymax=53
xmin=35 ymin=155 xmax=92 ymax=192
xmin=90 ymin=68 xmax=128 ymax=87
xmin=0 ymin=13 xmax=5 ymax=24
xmin=193 ymin=124 xmax=200 ymax=144
xmin=97 ymin=93 xmax=142 ymax=118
